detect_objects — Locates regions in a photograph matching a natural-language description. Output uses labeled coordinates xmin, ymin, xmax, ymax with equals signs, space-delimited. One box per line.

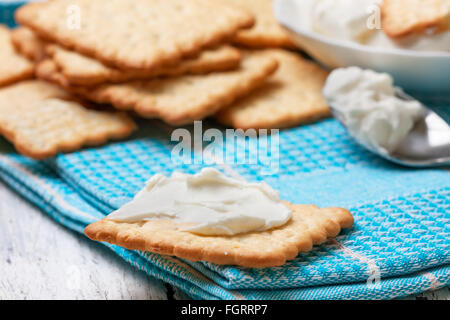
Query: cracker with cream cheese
xmin=85 ymin=202 xmax=353 ymax=268
xmin=0 ymin=80 xmax=136 ymax=159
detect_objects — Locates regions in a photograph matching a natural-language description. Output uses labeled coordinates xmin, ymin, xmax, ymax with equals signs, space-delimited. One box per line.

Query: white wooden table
xmin=0 ymin=181 xmax=448 ymax=300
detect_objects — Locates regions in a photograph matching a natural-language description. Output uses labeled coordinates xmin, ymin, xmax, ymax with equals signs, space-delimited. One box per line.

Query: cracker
xmin=227 ymin=0 xmax=296 ymax=48
xmin=36 ymin=52 xmax=279 ymax=126
xmin=216 ymin=50 xmax=330 ymax=130
xmin=0 ymin=80 xmax=136 ymax=160
xmin=46 ymin=44 xmax=242 ymax=86
xmin=0 ymin=25 xmax=34 ymax=88
xmin=35 ymin=59 xmax=75 ymax=89
xmin=16 ymin=0 xmax=254 ymax=70
xmin=85 ymin=203 xmax=353 ymax=268
xmin=382 ymin=0 xmax=450 ymax=37
xmin=10 ymin=27 xmax=46 ymax=62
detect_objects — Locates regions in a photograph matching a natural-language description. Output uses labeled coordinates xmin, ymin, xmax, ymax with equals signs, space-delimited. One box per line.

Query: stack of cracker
xmin=0 ymin=25 xmax=136 ymax=160
xmin=1 ymin=0 xmax=332 ymax=159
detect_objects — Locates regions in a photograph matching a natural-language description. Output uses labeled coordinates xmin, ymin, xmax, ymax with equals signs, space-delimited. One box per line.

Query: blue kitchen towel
xmin=0 ymin=112 xmax=449 ymax=299
xmin=0 ymin=0 xmax=24 ymax=27
xmin=45 ymin=115 xmax=450 ymax=294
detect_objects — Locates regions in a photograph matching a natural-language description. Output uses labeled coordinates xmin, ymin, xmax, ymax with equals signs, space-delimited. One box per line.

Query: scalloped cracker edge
xmin=228 ymin=0 xmax=296 ymax=48
xmin=0 ymin=80 xmax=136 ymax=159
xmin=10 ymin=27 xmax=47 ymax=62
xmin=36 ymin=51 xmax=279 ymax=126
xmin=16 ymin=0 xmax=254 ymax=70
xmin=0 ymin=25 xmax=34 ymax=88
xmin=45 ymin=43 xmax=242 ymax=86
xmin=85 ymin=202 xmax=354 ymax=268
xmin=216 ymin=49 xmax=330 ymax=130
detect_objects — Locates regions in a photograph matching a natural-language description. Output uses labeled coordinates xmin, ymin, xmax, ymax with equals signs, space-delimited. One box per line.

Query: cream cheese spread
xmin=323 ymin=67 xmax=425 ymax=153
xmin=312 ymin=0 xmax=378 ymax=44
xmin=295 ymin=0 xmax=450 ymax=52
xmin=107 ymin=168 xmax=292 ymax=236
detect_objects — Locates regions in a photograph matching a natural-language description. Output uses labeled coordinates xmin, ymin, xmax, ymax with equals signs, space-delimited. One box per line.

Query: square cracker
xmin=10 ymin=27 xmax=46 ymax=62
xmin=382 ymin=0 xmax=450 ymax=38
xmin=45 ymin=44 xmax=242 ymax=86
xmin=0 ymin=80 xmax=136 ymax=160
xmin=216 ymin=50 xmax=330 ymax=130
xmin=36 ymin=52 xmax=279 ymax=126
xmin=16 ymin=0 xmax=254 ymax=70
xmin=0 ymin=25 xmax=34 ymax=88
xmin=85 ymin=203 xmax=354 ymax=268
xmin=227 ymin=0 xmax=296 ymax=48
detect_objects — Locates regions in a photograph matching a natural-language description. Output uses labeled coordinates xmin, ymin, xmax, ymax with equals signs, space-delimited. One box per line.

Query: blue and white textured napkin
xmin=0 ymin=1 xmax=24 ymax=27
xmin=1 ymin=2 xmax=449 ymax=299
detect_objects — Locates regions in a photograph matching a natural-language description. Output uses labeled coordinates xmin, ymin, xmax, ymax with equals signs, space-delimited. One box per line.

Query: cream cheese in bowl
xmin=274 ymin=0 xmax=450 ymax=93
xmin=303 ymin=0 xmax=450 ymax=53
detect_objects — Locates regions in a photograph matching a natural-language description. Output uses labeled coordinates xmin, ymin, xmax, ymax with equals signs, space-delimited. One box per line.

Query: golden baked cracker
xmin=16 ymin=0 xmax=254 ymax=70
xmin=10 ymin=27 xmax=46 ymax=62
xmin=35 ymin=59 xmax=74 ymax=89
xmin=0 ymin=80 xmax=136 ymax=160
xmin=382 ymin=0 xmax=450 ymax=38
xmin=85 ymin=203 xmax=354 ymax=268
xmin=216 ymin=50 xmax=330 ymax=130
xmin=227 ymin=0 xmax=296 ymax=48
xmin=0 ymin=25 xmax=34 ymax=88
xmin=36 ymin=52 xmax=279 ymax=126
xmin=46 ymin=44 xmax=242 ymax=86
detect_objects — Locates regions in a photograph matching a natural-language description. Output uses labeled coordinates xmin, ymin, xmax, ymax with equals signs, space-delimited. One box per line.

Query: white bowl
xmin=274 ymin=0 xmax=450 ymax=95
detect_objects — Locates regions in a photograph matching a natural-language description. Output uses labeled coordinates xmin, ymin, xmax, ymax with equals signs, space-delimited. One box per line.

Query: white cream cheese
xmin=323 ymin=67 xmax=425 ymax=154
xmin=107 ymin=168 xmax=292 ymax=236
xmin=312 ymin=0 xmax=378 ymax=43
xmin=294 ymin=0 xmax=450 ymax=52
